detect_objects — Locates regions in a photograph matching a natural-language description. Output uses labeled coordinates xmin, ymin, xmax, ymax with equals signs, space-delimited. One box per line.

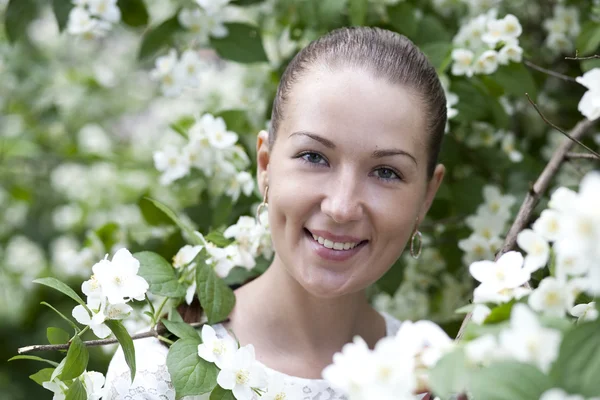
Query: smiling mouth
xmin=304 ymin=228 xmax=368 ymax=251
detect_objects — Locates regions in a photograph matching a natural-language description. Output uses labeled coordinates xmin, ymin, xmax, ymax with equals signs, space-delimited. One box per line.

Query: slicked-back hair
xmin=269 ymin=27 xmax=447 ymax=179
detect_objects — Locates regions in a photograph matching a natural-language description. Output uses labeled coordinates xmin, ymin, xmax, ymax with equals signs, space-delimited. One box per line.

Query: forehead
xmin=279 ymin=66 xmax=428 ymax=157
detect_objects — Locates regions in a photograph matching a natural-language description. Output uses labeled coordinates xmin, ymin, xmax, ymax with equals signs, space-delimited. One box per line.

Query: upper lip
xmin=306 ymin=229 xmax=366 ymax=243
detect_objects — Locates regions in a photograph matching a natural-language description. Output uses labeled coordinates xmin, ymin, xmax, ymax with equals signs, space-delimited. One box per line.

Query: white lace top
xmin=103 ymin=312 xmax=421 ymax=400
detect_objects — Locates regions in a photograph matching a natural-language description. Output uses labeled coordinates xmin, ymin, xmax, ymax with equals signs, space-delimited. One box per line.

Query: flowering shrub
xmin=2 ymin=0 xmax=600 ymax=399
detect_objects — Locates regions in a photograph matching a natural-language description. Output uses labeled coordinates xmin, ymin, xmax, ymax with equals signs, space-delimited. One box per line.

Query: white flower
xmin=92 ymin=248 xmax=149 ymax=304
xmin=570 ymin=302 xmax=598 ymax=322
xmin=200 ymin=114 xmax=238 ymax=149
xmin=446 ymin=91 xmax=459 ymax=120
xmin=72 ymin=303 xmax=132 ymax=338
xmin=150 ymin=49 xmax=185 ymax=97
xmin=42 ymin=377 xmax=68 ymax=400
xmin=67 ymin=7 xmax=110 ymax=37
xmin=263 ymin=372 xmax=303 ymax=400
xmin=176 ymin=49 xmax=205 ymax=87
xmin=197 ymin=325 xmax=238 ymax=369
xmin=217 ymin=344 xmax=268 ymax=400
xmin=472 ymin=50 xmax=499 ymax=75
xmin=451 ymin=49 xmax=474 ymax=77
xmin=576 ymin=68 xmax=600 ymax=118
xmin=196 ymin=0 xmax=230 ymax=15
xmin=458 ymin=233 xmax=500 ymax=266
xmin=555 ymin=249 xmax=590 ymax=280
xmin=465 ymin=334 xmax=500 ymax=365
xmin=178 ymin=8 xmax=207 ymax=38
xmin=516 ymin=229 xmax=550 ymax=273
xmin=471 ymin=304 xmax=491 ymax=324
xmin=480 ymin=185 xmax=516 ymax=219
xmin=470 ymin=251 xmax=531 ymax=304
xmin=540 ymin=388 xmax=585 ymax=400
xmin=498 ymin=43 xmax=523 ymax=64
xmin=173 ymin=245 xmax=202 ymax=269
xmin=466 ymin=210 xmax=506 ymax=240
xmin=499 ymin=304 xmax=562 ymax=373
xmin=501 ymin=132 xmax=523 ymax=162
xmin=549 ymin=187 xmax=578 ymax=212
xmin=225 ymin=171 xmax=254 ymax=201
xmin=88 ymin=0 xmax=121 ymax=23
xmin=81 ymin=371 xmax=106 ymax=400
xmin=77 ymin=124 xmax=113 ymax=155
xmin=153 ymin=145 xmax=191 ymax=185
xmin=204 ymin=243 xmax=236 ymax=277
xmin=545 ymin=32 xmax=573 ymax=54
xmin=532 ymin=209 xmax=562 ymax=242
xmin=528 ymin=277 xmax=572 ymax=317
xmin=82 ymin=275 xmax=104 ymax=309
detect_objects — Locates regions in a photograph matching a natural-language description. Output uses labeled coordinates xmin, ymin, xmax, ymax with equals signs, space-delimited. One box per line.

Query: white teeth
xmin=310 ymin=233 xmax=360 ymax=251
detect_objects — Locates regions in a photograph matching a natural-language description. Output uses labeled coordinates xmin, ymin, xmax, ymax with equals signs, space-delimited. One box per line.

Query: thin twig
xmin=524 ymin=60 xmax=577 ymax=82
xmin=525 ymin=93 xmax=600 ymax=159
xmin=455 ymin=116 xmax=599 ymax=340
xmin=565 ymin=152 xmax=600 ymax=160
xmin=17 ymin=321 xmax=209 ymax=354
xmin=565 ymin=53 xmax=600 ymax=60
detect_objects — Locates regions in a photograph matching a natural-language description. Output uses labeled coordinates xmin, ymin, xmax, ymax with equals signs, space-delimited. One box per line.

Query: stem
xmin=565 ymin=152 xmax=600 ymax=160
xmin=157 ymin=335 xmax=175 ymax=345
xmin=75 ymin=326 xmax=90 ymax=339
xmin=524 ymin=60 xmax=577 ymax=82
xmin=455 ymin=116 xmax=599 ymax=341
xmin=153 ymin=297 xmax=169 ymax=327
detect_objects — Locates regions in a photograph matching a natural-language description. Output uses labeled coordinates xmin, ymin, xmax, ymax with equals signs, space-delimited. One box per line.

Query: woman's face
xmin=257 ymin=66 xmax=445 ymax=298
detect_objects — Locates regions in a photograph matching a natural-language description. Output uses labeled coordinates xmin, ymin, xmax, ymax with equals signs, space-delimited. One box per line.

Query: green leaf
xmin=468 ymin=361 xmax=552 ymax=400
xmin=348 ymin=0 xmax=367 ymax=26
xmin=210 ymin=23 xmax=268 ymax=63
xmin=29 ymin=368 xmax=55 ymax=386
xmin=60 ymin=335 xmax=88 ymax=380
xmin=138 ymin=196 xmax=176 ymax=226
xmin=4 ymin=0 xmax=38 ymax=43
xmin=117 ymin=0 xmax=149 ymax=27
xmin=421 ymin=41 xmax=452 ymax=72
xmin=492 ymin=62 xmax=537 ymax=100
xmin=484 ymin=301 xmax=515 ymax=324
xmin=167 ymin=338 xmax=218 ymax=398
xmin=65 ymin=378 xmax=87 ymax=400
xmin=8 ymin=355 xmax=59 ymax=367
xmin=138 ymin=15 xmax=182 ymax=60
xmin=429 ymin=349 xmax=468 ymax=399
xmin=195 ymin=249 xmax=236 ymax=324
xmin=551 ymin=320 xmax=600 ymax=397
xmin=40 ymin=302 xmax=81 ymax=333
xmin=105 ymin=320 xmax=137 ymax=382
xmin=214 ymin=110 xmax=251 ymax=135
xmin=414 ymin=14 xmax=449 ymax=45
xmin=387 ymin=2 xmax=418 ymax=38
xmin=33 ymin=278 xmax=90 ymax=313
xmin=143 ymin=197 xmax=203 ymax=246
xmin=47 ymin=327 xmax=70 ymax=345
xmin=205 ymin=229 xmax=233 ymax=248
xmin=231 ymin=0 xmax=265 ymax=5
xmin=210 ymin=385 xmax=236 ymax=400
xmin=455 ymin=304 xmax=476 ymax=314
xmin=134 ymin=251 xmax=186 ymax=298
xmin=576 ymin=21 xmax=600 ymax=56
xmin=161 ymin=319 xmax=201 ymax=341
xmin=52 ymin=0 xmax=73 ymax=32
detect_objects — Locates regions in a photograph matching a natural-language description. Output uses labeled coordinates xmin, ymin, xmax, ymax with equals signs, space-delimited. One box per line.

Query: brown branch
xmin=565 ymin=152 xmax=600 ymax=160
xmin=455 ymin=116 xmax=599 ymax=341
xmin=524 ymin=60 xmax=577 ymax=82
xmin=525 ymin=93 xmax=600 ymax=159
xmin=17 ymin=321 xmax=210 ymax=354
xmin=565 ymin=53 xmax=600 ymax=60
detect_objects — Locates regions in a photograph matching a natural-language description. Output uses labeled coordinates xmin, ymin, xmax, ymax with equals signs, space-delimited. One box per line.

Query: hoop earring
xmin=255 ymin=185 xmax=268 ymax=225
xmin=410 ymin=225 xmax=422 ymax=259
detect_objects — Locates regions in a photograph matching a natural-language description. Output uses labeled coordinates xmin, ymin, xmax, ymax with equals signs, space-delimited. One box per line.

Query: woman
xmin=104 ymin=26 xmax=446 ymax=399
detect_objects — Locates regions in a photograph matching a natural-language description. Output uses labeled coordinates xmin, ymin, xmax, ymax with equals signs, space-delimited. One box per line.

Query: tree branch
xmin=17 ymin=321 xmax=211 ymax=354
xmin=524 ymin=60 xmax=577 ymax=82
xmin=565 ymin=54 xmax=600 ymax=60
xmin=565 ymin=152 xmax=600 ymax=160
xmin=455 ymin=116 xmax=599 ymax=340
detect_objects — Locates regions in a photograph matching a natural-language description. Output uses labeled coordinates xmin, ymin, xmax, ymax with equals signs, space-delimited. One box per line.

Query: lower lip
xmin=305 ymin=230 xmax=366 ymax=262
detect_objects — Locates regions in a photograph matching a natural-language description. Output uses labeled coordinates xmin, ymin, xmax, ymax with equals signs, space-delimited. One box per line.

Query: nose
xmin=321 ymin=167 xmax=364 ymax=224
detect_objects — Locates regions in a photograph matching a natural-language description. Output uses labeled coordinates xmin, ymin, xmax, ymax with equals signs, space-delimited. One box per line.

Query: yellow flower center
xmin=235 ymin=369 xmax=249 ymax=385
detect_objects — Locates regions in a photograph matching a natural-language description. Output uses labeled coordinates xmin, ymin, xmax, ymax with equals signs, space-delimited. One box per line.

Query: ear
xmin=418 ymin=164 xmax=445 ymax=224
xmin=256 ymin=130 xmax=270 ymax=196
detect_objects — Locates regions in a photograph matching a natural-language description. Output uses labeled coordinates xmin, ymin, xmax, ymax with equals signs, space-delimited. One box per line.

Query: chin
xmin=294 ymin=266 xmax=364 ymax=299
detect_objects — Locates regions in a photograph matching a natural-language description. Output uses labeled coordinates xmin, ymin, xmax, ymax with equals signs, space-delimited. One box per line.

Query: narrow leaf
xmin=8 ymin=355 xmax=59 ymax=367
xmin=41 ymin=302 xmax=81 ymax=333
xmin=210 ymin=23 xmax=268 ymax=63
xmin=47 ymin=327 xmax=70 ymax=345
xmin=5 ymin=0 xmax=38 ymax=43
xmin=29 ymin=368 xmax=55 ymax=386
xmin=105 ymin=320 xmax=136 ymax=382
xmin=134 ymin=251 xmax=186 ymax=298
xmin=60 ymin=335 xmax=88 ymax=380
xmin=65 ymin=378 xmax=87 ymax=400
xmin=138 ymin=196 xmax=176 ymax=226
xmin=52 ymin=0 xmax=73 ymax=31
xmin=138 ymin=15 xmax=182 ymax=60
xmin=167 ymin=338 xmax=218 ymax=398
xmin=34 ymin=278 xmax=89 ymax=313
xmin=117 ymin=0 xmax=149 ymax=27
xmin=143 ymin=197 xmax=203 ymax=246
xmin=210 ymin=386 xmax=236 ymax=400
xmin=162 ymin=319 xmax=201 ymax=341
xmin=195 ymin=249 xmax=235 ymax=324
xmin=388 ymin=2 xmax=418 ymax=38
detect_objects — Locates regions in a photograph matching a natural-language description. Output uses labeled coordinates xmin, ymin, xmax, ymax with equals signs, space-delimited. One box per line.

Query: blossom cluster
xmin=71 ymin=248 xmax=149 ymax=338
xmin=462 ymin=120 xmax=523 ymax=163
xmin=458 ymin=185 xmax=516 ymax=266
xmin=43 ymin=369 xmax=106 ymax=400
xmin=67 ymin=0 xmax=121 ymax=39
xmin=178 ymin=0 xmax=230 ymax=43
xmin=150 ymin=49 xmax=207 ymax=97
xmin=175 ymin=212 xmax=272 ymax=305
xmin=576 ymin=68 xmax=600 ymax=121
xmin=323 ymin=320 xmax=453 ymax=400
xmin=451 ymin=11 xmax=523 ymax=77
xmin=543 ymin=5 xmax=581 ymax=55
xmin=153 ymin=113 xmax=254 ymax=202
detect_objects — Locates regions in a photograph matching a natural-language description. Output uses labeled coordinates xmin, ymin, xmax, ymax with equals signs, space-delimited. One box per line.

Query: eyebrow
xmin=289 ymin=131 xmax=418 ymax=166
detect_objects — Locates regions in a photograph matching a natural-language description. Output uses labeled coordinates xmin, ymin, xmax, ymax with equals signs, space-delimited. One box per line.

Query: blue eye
xmin=373 ymin=167 xmax=401 ymax=181
xmin=299 ymin=152 xmax=328 ymax=165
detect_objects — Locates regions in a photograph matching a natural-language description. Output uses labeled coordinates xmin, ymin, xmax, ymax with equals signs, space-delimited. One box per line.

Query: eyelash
xmin=294 ymin=151 xmax=404 ymax=182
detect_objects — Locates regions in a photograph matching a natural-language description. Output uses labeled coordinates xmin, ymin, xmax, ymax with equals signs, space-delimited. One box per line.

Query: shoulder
xmin=380 ymin=311 xmax=403 ymax=336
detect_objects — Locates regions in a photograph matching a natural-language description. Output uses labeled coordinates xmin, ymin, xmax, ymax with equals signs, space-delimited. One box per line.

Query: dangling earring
xmin=256 ymin=185 xmax=269 ymax=225
xmin=410 ymin=218 xmax=422 ymax=259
